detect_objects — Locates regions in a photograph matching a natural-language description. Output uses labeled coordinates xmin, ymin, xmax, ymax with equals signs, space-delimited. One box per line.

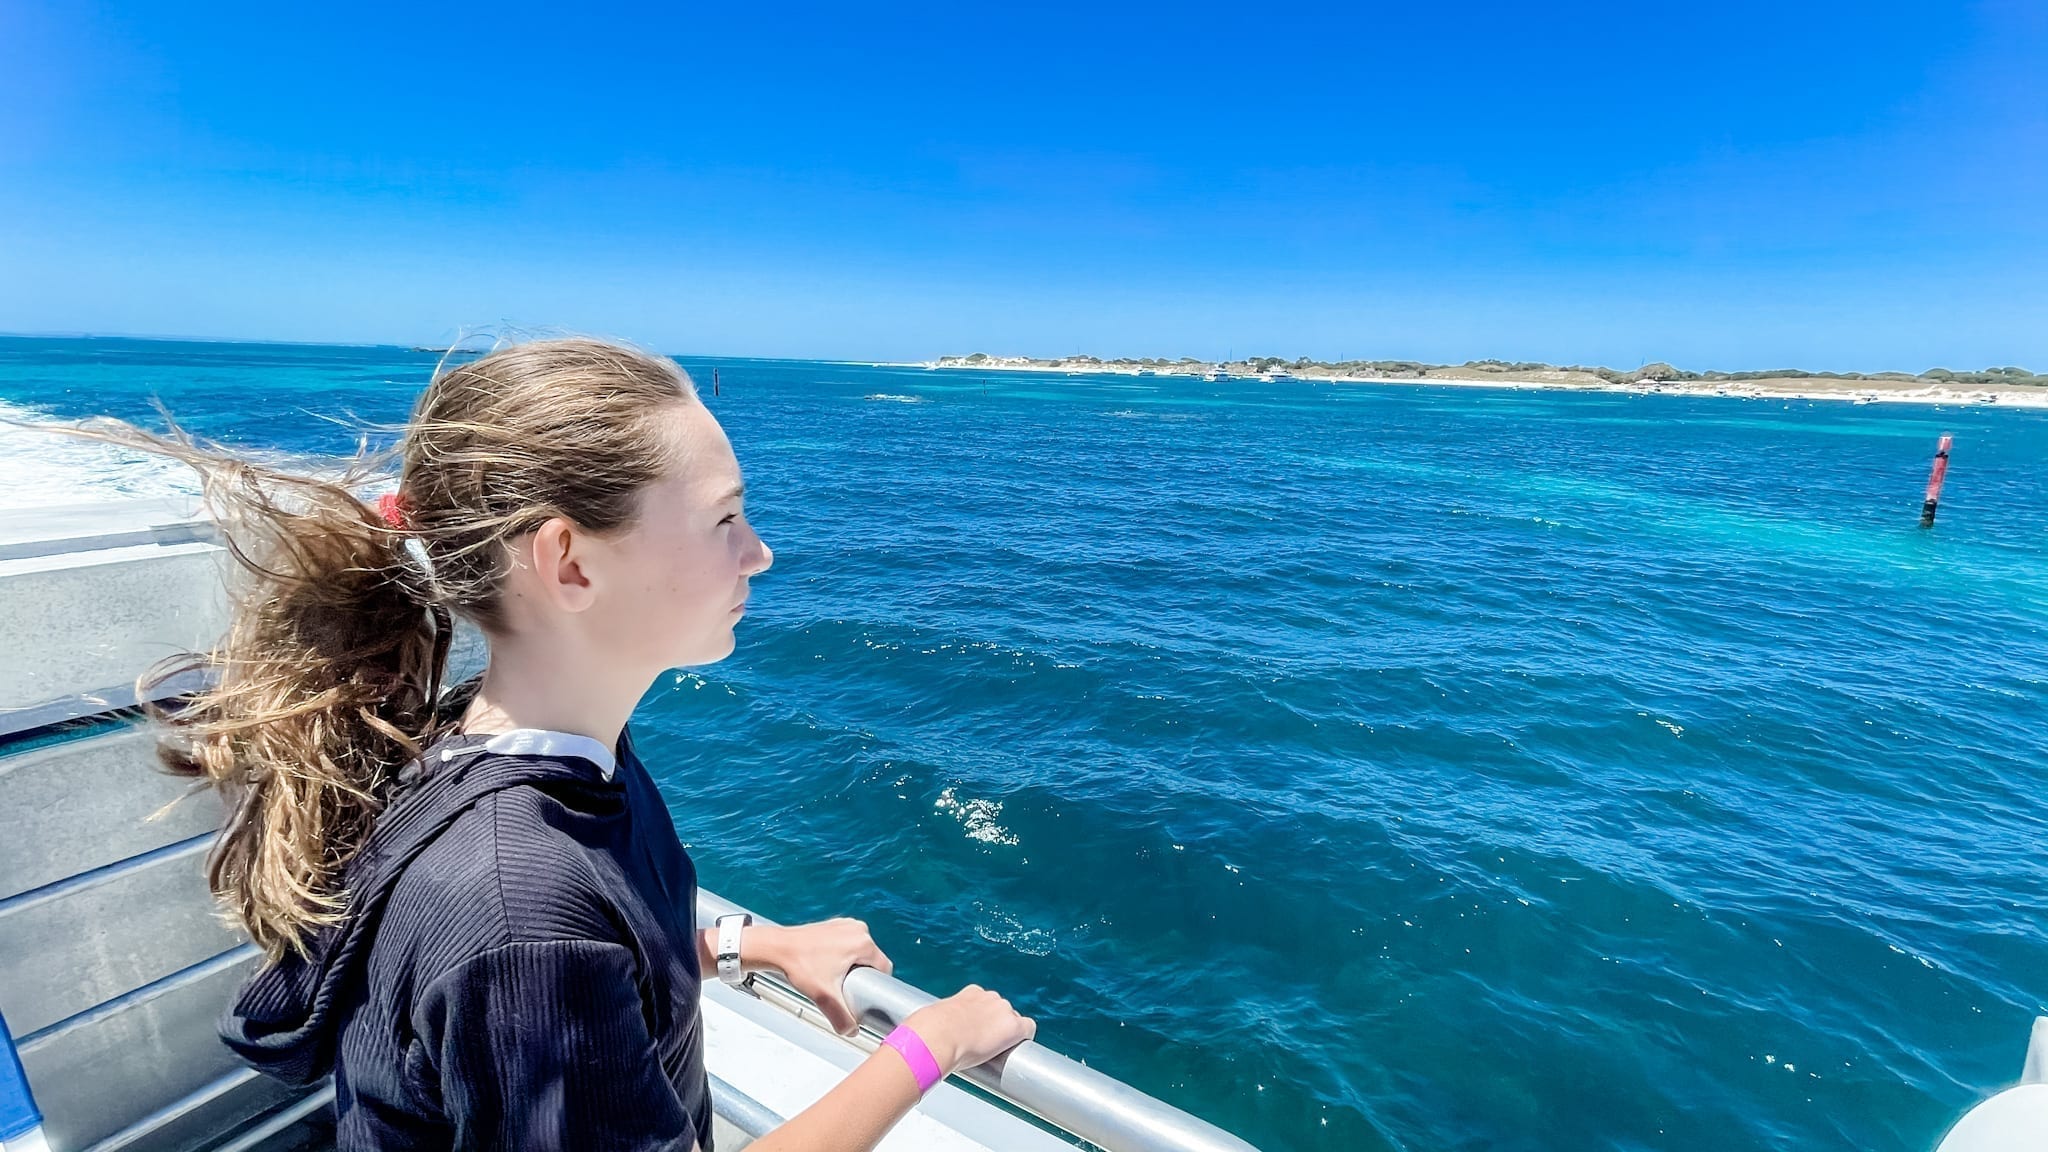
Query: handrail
xmin=708 ymin=1074 xmax=785 ymax=1139
xmin=205 ymin=1086 xmax=335 ymax=1152
xmin=698 ymin=890 xmax=1259 ymax=1152
xmin=76 ymin=1068 xmax=262 ymax=1152
xmin=0 ymin=832 xmax=212 ymax=918
xmin=0 ymin=519 xmax=215 ymax=564
xmin=0 ymin=672 xmax=205 ymax=742
xmin=17 ymin=945 xmax=258 ymax=1054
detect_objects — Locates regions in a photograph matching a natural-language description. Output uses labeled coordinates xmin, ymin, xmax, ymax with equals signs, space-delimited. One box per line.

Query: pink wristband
xmin=881 ymin=1024 xmax=944 ymax=1094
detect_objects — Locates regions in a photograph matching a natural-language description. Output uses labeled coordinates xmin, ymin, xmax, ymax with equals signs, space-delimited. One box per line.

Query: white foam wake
xmin=0 ymin=400 xmax=201 ymax=510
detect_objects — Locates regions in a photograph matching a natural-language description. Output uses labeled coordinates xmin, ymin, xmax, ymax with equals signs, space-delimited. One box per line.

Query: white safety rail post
xmin=2024 ymin=1017 xmax=2048 ymax=1087
xmin=1934 ymin=1017 xmax=2048 ymax=1152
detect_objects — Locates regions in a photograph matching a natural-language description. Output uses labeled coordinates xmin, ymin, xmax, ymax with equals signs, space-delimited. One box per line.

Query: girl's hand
xmin=903 ymin=986 xmax=1037 ymax=1075
xmin=750 ymin=918 xmax=893 ymax=1035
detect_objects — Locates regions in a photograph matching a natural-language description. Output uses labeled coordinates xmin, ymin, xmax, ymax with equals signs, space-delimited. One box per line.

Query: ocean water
xmin=4 ymin=336 xmax=2046 ymax=1152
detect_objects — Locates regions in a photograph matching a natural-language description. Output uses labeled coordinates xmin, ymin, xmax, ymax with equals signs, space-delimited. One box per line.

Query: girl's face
xmin=588 ymin=399 xmax=773 ymax=670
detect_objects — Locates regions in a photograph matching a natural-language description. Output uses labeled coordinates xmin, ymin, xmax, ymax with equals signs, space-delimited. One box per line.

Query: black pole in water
xmin=1920 ymin=434 xmax=1952 ymax=528
xmin=713 ymin=368 xmax=720 ymax=397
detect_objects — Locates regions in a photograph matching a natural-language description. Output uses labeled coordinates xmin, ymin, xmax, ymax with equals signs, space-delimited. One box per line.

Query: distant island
xmin=919 ymin=354 xmax=2048 ymax=407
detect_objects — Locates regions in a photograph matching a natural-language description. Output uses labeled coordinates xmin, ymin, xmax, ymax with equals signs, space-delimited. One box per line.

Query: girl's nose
xmin=746 ymin=529 xmax=773 ymax=576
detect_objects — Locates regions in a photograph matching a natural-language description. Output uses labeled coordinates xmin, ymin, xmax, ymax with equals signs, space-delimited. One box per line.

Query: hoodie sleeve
xmin=414 ymin=938 xmax=698 ymax=1152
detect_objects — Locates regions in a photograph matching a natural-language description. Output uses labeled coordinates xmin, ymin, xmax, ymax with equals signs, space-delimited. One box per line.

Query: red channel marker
xmin=1920 ymin=434 xmax=1953 ymax=528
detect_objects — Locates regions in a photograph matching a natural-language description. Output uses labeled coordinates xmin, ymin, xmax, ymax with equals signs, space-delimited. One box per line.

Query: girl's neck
xmin=459 ymin=628 xmax=650 ymax=749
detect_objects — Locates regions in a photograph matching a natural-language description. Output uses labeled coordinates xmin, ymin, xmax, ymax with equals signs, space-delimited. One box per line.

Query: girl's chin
xmin=678 ymin=634 xmax=738 ymax=668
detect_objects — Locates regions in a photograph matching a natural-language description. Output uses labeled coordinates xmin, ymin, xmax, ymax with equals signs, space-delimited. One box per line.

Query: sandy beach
xmin=913 ymin=356 xmax=2048 ymax=409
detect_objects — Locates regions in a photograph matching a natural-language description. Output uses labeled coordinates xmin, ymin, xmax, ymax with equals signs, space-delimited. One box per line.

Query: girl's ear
xmin=529 ymin=516 xmax=597 ymax=613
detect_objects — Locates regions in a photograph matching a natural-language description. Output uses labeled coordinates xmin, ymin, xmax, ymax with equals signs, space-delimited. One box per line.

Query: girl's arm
xmin=421 ymin=938 xmax=701 ymax=1151
xmin=746 ymin=1042 xmax=920 ymax=1151
xmin=698 ymin=917 xmax=891 ymax=1035
xmin=698 ymin=919 xmax=1037 ymax=1149
xmin=744 ymin=986 xmax=1036 ymax=1152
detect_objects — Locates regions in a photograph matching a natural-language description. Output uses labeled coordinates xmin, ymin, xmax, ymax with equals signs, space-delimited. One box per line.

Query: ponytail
xmin=48 ymin=338 xmax=693 ymax=957
xmin=63 ymin=420 xmax=451 ymax=958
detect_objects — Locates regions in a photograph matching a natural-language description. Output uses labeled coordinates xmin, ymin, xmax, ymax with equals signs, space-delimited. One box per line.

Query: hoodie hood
xmin=219 ymin=737 xmax=615 ymax=1086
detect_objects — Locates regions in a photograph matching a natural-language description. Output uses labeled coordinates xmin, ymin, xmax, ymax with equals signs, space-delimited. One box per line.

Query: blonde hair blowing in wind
xmin=67 ymin=338 xmax=696 ymax=957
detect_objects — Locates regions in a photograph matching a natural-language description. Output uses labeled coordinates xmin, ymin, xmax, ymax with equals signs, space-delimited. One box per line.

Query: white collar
xmin=441 ymin=728 xmax=618 ymax=780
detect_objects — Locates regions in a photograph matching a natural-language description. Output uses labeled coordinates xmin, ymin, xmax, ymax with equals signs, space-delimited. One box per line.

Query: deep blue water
xmin=4 ymin=336 xmax=2046 ymax=1152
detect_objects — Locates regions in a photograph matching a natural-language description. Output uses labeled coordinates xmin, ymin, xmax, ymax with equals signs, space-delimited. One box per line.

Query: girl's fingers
xmin=863 ymin=943 xmax=894 ymax=976
xmin=814 ymin=987 xmax=857 ymax=1036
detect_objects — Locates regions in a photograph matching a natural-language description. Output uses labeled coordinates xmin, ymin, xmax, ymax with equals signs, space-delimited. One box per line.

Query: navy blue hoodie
xmin=220 ymin=730 xmax=712 ymax=1151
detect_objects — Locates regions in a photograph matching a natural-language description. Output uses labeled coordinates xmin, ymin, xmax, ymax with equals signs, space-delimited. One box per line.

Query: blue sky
xmin=1 ymin=1 xmax=2042 ymax=369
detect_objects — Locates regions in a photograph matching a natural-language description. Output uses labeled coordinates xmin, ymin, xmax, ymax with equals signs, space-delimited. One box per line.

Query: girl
xmin=99 ymin=339 xmax=1033 ymax=1150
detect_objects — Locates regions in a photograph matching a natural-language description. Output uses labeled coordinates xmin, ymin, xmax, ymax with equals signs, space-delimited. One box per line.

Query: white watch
xmin=715 ymin=913 xmax=752 ymax=986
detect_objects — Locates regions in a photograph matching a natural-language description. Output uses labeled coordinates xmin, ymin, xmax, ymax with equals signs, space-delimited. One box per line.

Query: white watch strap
xmin=715 ymin=913 xmax=751 ymax=985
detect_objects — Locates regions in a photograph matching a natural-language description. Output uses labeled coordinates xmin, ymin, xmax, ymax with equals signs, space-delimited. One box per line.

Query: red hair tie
xmin=376 ymin=492 xmax=413 ymax=530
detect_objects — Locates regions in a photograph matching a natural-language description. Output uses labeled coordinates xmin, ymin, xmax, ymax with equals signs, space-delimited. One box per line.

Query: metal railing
xmin=698 ymin=891 xmax=1259 ymax=1152
xmin=709 ymin=1074 xmax=785 ymax=1140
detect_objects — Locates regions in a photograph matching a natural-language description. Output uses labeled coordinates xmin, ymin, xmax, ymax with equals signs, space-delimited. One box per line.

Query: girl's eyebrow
xmin=720 ymin=482 xmax=746 ymax=502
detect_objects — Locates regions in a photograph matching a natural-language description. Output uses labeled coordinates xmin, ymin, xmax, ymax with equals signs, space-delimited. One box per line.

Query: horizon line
xmin=0 ymin=329 xmax=2035 ymax=381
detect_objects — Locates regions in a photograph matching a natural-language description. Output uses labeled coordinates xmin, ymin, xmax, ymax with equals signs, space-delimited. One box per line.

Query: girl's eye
xmin=719 ymin=514 xmax=737 ymax=526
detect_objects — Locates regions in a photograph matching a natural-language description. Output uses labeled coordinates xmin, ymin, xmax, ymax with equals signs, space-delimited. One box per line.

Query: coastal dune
xmin=921 ymin=355 xmax=2048 ymax=408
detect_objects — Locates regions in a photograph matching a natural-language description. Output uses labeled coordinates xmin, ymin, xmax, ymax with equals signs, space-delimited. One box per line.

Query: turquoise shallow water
xmin=4 ymin=336 xmax=2046 ymax=1152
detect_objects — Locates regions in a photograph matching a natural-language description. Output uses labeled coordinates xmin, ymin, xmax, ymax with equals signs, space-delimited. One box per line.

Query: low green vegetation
xmin=939 ymin=353 xmax=2042 ymax=387
xmin=1559 ymin=362 xmax=2043 ymax=387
